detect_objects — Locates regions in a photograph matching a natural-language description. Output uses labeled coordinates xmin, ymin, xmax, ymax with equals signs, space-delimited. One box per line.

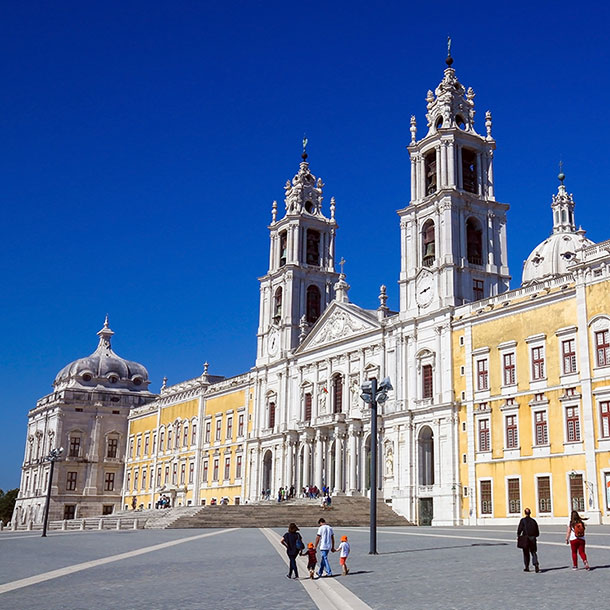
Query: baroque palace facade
xmin=14 ymin=55 xmax=610 ymax=525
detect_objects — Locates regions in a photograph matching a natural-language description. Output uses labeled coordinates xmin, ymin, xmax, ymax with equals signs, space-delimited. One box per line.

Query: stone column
xmin=347 ymin=424 xmax=358 ymax=495
xmin=333 ymin=428 xmax=343 ymax=494
xmin=302 ymin=440 xmax=311 ymax=488
xmin=314 ymin=429 xmax=324 ymax=489
xmin=285 ymin=437 xmax=295 ymax=487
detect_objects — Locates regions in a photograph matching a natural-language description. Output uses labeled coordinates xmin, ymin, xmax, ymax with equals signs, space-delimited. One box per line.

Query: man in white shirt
xmin=314 ymin=517 xmax=335 ymax=577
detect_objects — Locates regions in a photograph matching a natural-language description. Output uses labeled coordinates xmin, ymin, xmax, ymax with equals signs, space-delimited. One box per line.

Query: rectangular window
xmin=503 ymin=353 xmax=516 ymax=386
xmin=203 ymin=460 xmax=209 ymax=484
xmin=156 ymin=467 xmax=162 ymax=487
xmin=189 ymin=462 xmax=194 ymax=484
xmin=63 ymin=505 xmax=76 ymax=520
xmin=126 ymin=471 xmax=131 ymax=491
xmin=144 ymin=436 xmax=150 ymax=456
xmin=136 ymin=437 xmax=141 ymax=457
xmin=480 ymin=480 xmax=492 ymax=514
xmin=531 ymin=346 xmax=545 ymax=380
xmin=601 ymin=401 xmax=610 ymax=439
xmin=596 ymin=330 xmax=610 ymax=367
xmin=226 ymin=417 xmax=233 ymax=440
xmin=537 ymin=476 xmax=551 ymax=513
xmin=164 ymin=465 xmax=169 ymax=485
xmin=107 ymin=438 xmax=118 ymax=458
xmin=69 ymin=437 xmax=81 ymax=458
xmin=236 ymin=455 xmax=242 ymax=479
xmin=213 ymin=459 xmax=219 ymax=481
xmin=478 ymin=419 xmax=490 ymax=452
xmin=167 ymin=429 xmax=172 ymax=449
xmin=134 ymin=469 xmax=139 ymax=491
xmin=462 ymin=148 xmax=477 ymax=194
xmin=215 ymin=419 xmax=222 ymax=441
xmin=268 ymin=402 xmax=276 ymax=429
xmin=180 ymin=463 xmax=186 ymax=485
xmin=569 ymin=474 xmax=585 ymax=512
xmin=476 ymin=359 xmax=489 ymax=391
xmin=141 ymin=468 xmax=147 ymax=490
xmin=507 ymin=478 xmax=521 ymax=514
xmin=224 ymin=457 xmax=231 ymax=480
xmin=422 ymin=364 xmax=433 ymax=399
xmin=304 ymin=393 xmax=312 ymax=422
xmin=562 ymin=339 xmax=577 ymax=374
xmin=172 ymin=463 xmax=177 ymax=485
xmin=473 ymin=279 xmax=484 ymax=301
xmin=205 ymin=422 xmax=211 ymax=443
xmin=566 ymin=406 xmax=581 ymax=442
xmin=424 ymin=150 xmax=437 ymax=195
xmin=238 ymin=414 xmax=245 ymax=437
xmin=159 ymin=430 xmax=165 ymax=451
xmin=175 ymin=425 xmax=180 ymax=449
xmin=505 ymin=414 xmax=518 ymax=449
xmin=183 ymin=425 xmax=189 ymax=447
xmin=534 ymin=410 xmax=548 ymax=445
xmin=191 ymin=423 xmax=197 ymax=445
xmin=66 ymin=471 xmax=77 ymax=491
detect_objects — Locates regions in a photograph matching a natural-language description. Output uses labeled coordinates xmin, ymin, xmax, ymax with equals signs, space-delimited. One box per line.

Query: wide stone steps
xmin=164 ymin=496 xmax=412 ymax=529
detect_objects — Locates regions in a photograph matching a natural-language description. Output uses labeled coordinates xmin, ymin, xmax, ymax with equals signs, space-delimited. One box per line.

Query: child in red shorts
xmin=334 ymin=535 xmax=351 ymax=575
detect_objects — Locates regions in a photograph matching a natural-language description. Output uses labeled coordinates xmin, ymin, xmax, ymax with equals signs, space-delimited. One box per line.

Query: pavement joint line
xmin=0 ymin=527 xmax=237 ymax=595
xmin=342 ymin=528 xmax=610 ymax=551
xmin=260 ymin=527 xmax=372 ymax=610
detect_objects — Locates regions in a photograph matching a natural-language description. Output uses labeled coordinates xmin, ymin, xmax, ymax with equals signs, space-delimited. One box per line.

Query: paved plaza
xmin=1 ymin=524 xmax=609 ymax=609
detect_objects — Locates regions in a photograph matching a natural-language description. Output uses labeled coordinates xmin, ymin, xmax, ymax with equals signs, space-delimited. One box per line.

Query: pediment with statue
xmin=296 ymin=302 xmax=381 ymax=353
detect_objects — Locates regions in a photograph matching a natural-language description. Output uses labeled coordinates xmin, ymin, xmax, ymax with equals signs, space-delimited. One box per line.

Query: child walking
xmin=334 ymin=535 xmax=351 ymax=575
xmin=304 ymin=542 xmax=317 ymax=579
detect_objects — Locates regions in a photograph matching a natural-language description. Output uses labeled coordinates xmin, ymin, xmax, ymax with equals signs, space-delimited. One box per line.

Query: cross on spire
xmin=339 ymin=257 xmax=346 ymax=275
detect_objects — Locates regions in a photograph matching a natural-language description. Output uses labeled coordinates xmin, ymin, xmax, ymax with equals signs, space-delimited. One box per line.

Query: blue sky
xmin=1 ymin=1 xmax=609 ymax=488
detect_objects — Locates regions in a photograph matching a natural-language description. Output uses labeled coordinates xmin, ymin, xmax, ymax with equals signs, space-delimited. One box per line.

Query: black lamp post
xmin=41 ymin=447 xmax=63 ymax=538
xmin=361 ymin=376 xmax=392 ymax=555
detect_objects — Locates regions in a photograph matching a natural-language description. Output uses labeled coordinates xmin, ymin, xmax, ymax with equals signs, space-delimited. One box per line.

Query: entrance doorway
xmin=419 ymin=498 xmax=433 ymax=526
xmin=262 ymin=450 xmax=272 ymax=494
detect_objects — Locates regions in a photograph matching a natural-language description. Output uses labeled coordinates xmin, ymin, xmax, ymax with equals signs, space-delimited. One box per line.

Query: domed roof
xmin=53 ymin=317 xmax=150 ymax=391
xmin=522 ymin=178 xmax=594 ymax=285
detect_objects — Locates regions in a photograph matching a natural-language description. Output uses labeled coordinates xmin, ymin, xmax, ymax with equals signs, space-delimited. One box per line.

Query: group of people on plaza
xmin=262 ymin=484 xmax=334 ymax=502
xmin=517 ymin=508 xmax=591 ymax=572
xmin=280 ymin=518 xmax=350 ymax=580
xmin=154 ymin=494 xmax=171 ymax=509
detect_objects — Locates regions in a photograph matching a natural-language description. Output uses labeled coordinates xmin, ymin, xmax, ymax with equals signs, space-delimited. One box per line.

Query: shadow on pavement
xmin=380 ymin=542 xmax=508 ymax=555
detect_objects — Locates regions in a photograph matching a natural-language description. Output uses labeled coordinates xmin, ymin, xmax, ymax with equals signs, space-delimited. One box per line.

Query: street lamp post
xmin=41 ymin=447 xmax=63 ymax=538
xmin=361 ymin=376 xmax=392 ymax=555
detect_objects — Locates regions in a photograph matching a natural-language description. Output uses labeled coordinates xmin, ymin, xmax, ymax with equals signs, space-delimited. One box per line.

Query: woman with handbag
xmin=517 ymin=507 xmax=540 ymax=572
xmin=281 ymin=522 xmax=304 ymax=579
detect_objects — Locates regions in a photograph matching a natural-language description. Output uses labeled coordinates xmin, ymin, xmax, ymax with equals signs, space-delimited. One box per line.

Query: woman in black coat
xmin=281 ymin=522 xmax=303 ymax=579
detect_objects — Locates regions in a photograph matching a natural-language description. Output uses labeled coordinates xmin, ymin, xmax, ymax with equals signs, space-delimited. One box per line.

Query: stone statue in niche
xmin=318 ymin=385 xmax=327 ymax=413
xmin=385 ymin=446 xmax=394 ymax=478
xmin=350 ymin=377 xmax=360 ymax=408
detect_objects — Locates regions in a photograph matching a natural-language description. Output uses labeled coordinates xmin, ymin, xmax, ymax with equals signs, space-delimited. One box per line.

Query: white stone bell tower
xmin=399 ymin=50 xmax=511 ymax=316
xmin=257 ymin=144 xmax=339 ymax=364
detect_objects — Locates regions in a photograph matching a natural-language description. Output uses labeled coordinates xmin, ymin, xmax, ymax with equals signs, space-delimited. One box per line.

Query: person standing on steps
xmin=315 ymin=518 xmax=335 ymax=577
xmin=281 ymin=522 xmax=303 ymax=579
xmin=517 ymin=507 xmax=540 ymax=573
xmin=566 ymin=510 xmax=590 ymax=570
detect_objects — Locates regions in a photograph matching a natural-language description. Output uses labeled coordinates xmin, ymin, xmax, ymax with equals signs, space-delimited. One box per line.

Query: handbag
xmin=517 ymin=535 xmax=529 ymax=549
xmin=295 ymin=534 xmax=305 ymax=551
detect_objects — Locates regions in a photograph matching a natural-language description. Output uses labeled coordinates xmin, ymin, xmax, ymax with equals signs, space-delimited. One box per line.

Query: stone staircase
xmin=162 ymin=496 xmax=412 ymax=529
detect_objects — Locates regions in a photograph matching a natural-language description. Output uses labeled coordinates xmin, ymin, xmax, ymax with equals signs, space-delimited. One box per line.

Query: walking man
xmin=315 ymin=517 xmax=335 ymax=577
xmin=517 ymin=507 xmax=540 ymax=573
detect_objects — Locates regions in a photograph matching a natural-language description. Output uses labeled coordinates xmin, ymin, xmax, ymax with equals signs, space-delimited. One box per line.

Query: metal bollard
xmin=116 ymin=518 xmax=121 ymax=530
xmin=98 ymin=518 xmax=103 ymax=530
xmin=133 ymin=519 xmax=138 ymax=529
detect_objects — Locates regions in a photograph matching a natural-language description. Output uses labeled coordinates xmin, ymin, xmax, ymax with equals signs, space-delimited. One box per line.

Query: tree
xmin=0 ymin=489 xmax=19 ymax=524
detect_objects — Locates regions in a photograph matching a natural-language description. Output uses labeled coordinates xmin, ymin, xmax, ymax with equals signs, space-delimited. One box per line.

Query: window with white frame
xmin=189 ymin=462 xmax=194 ymax=484
xmin=600 ymin=401 xmax=610 ymax=439
xmin=202 ymin=460 xmax=208 ymax=484
xmin=478 ymin=418 xmax=490 ymax=452
xmin=236 ymin=455 xmax=242 ymax=479
xmin=596 ymin=330 xmax=610 ymax=367
xmin=534 ymin=410 xmax=548 ymax=445
xmin=238 ymin=413 xmax=245 ymax=437
xmin=562 ymin=339 xmax=577 ymax=374
xmin=531 ymin=346 xmax=545 ymax=380
xmin=505 ymin=414 xmax=518 ymax=449
xmin=566 ymin=406 xmax=581 ymax=442
xmin=480 ymin=480 xmax=492 ymax=514
xmin=537 ymin=476 xmax=551 ymax=513
xmin=224 ymin=457 xmax=231 ymax=480
xmin=503 ymin=352 xmax=516 ymax=385
xmin=213 ymin=459 xmax=219 ymax=481
xmin=144 ymin=435 xmax=150 ymax=456
xmin=136 ymin=436 xmax=142 ymax=456
xmin=476 ymin=358 xmax=489 ymax=391
xmin=507 ymin=478 xmax=521 ymax=514
xmin=215 ymin=418 xmax=222 ymax=441
xmin=205 ymin=421 xmax=211 ymax=443
xmin=191 ymin=422 xmax=197 ymax=445
xmin=183 ymin=424 xmax=189 ymax=447
xmin=226 ymin=417 xmax=233 ymax=440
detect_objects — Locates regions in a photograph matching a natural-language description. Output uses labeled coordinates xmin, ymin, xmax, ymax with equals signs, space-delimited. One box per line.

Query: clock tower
xmin=256 ymin=147 xmax=339 ymax=364
xmin=399 ymin=52 xmax=511 ymax=316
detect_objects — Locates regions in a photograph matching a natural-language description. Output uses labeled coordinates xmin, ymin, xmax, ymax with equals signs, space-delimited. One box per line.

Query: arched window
xmin=332 ymin=374 xmax=343 ymax=414
xmin=418 ymin=426 xmax=434 ymax=485
xmin=273 ymin=287 xmax=282 ymax=322
xmin=306 ymin=285 xmax=321 ymax=323
xmin=422 ymin=364 xmax=433 ymax=399
xmin=306 ymin=229 xmax=320 ymax=266
xmin=424 ymin=150 xmax=437 ymax=195
xmin=422 ymin=219 xmax=435 ymax=267
xmin=279 ymin=231 xmax=287 ymax=267
xmin=268 ymin=402 xmax=276 ymax=429
xmin=304 ymin=392 xmax=312 ymax=422
xmin=461 ymin=148 xmax=477 ymax=193
xmin=466 ymin=217 xmax=483 ymax=265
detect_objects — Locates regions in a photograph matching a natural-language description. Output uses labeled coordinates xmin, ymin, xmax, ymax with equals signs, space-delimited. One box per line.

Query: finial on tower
xmin=302 ymin=135 xmax=308 ymax=161
xmin=485 ymin=110 xmax=493 ymax=139
xmin=339 ymin=256 xmax=346 ymax=275
xmin=161 ymin=376 xmax=168 ymax=391
xmin=410 ymin=115 xmax=417 ymax=144
xmin=330 ymin=196 xmax=336 ymax=220
xmin=203 ymin=361 xmax=209 ymax=376
xmin=446 ymin=36 xmax=454 ymax=67
xmin=558 ymin=160 xmax=565 ymax=184
xmin=97 ymin=315 xmax=114 ymax=349
xmin=271 ymin=200 xmax=277 ymax=223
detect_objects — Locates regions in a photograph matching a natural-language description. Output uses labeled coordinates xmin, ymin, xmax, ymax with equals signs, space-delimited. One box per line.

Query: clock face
xmin=268 ymin=330 xmax=279 ymax=356
xmin=416 ymin=274 xmax=435 ymax=307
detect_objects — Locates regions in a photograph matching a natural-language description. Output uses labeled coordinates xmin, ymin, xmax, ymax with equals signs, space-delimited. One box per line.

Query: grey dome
xmin=54 ymin=318 xmax=150 ymax=391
